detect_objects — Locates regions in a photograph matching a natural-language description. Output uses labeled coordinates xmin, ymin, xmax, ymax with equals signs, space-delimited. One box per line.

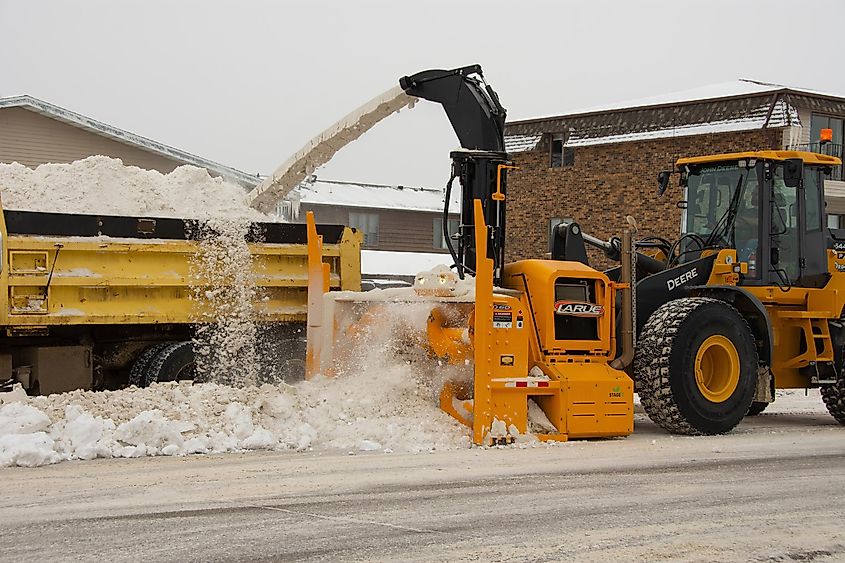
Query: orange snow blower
xmin=303 ymin=66 xmax=634 ymax=446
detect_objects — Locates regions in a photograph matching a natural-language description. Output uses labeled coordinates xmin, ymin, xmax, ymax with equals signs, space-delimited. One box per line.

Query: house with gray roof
xmin=0 ymin=95 xmax=259 ymax=188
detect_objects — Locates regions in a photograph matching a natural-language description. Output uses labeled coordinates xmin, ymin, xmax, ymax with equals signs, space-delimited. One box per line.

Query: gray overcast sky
xmin=3 ymin=0 xmax=844 ymax=189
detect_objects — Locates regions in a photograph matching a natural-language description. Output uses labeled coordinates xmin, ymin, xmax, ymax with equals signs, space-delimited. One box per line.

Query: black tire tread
xmin=635 ymin=297 xmax=757 ymax=435
xmin=821 ymin=379 xmax=845 ymax=424
xmin=128 ymin=342 xmax=173 ymax=387
xmin=746 ymin=401 xmax=769 ymax=416
xmin=144 ymin=341 xmax=194 ymax=386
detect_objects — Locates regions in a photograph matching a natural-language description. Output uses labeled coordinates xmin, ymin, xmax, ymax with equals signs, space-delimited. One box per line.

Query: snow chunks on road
xmin=0 ymin=371 xmax=469 ymax=467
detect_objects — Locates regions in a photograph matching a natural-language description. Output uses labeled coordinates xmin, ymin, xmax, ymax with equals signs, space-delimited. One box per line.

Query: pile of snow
xmin=0 ymin=371 xmax=469 ymax=468
xmin=0 ymin=156 xmax=267 ymax=221
xmin=0 ymin=284 xmax=481 ymax=467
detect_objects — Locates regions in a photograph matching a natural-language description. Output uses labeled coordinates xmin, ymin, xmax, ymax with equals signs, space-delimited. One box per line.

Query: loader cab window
xmin=771 ymin=165 xmax=800 ymax=283
xmin=683 ymin=161 xmax=761 ymax=277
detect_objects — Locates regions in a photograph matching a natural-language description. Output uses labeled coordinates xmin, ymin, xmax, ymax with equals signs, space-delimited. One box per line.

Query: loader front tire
xmin=635 ymin=297 xmax=758 ymax=435
xmin=746 ymin=401 xmax=769 ymax=416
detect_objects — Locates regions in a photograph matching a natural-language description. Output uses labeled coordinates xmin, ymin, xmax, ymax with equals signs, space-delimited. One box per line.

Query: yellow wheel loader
xmin=629 ymin=150 xmax=845 ymax=434
xmin=566 ymin=149 xmax=845 ymax=434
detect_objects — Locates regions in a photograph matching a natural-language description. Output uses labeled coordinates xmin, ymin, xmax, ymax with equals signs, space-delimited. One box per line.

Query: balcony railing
xmin=789 ymin=142 xmax=844 ymax=181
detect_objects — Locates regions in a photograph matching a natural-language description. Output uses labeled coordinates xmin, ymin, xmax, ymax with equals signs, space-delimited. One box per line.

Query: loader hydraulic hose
xmin=443 ymin=170 xmax=466 ymax=278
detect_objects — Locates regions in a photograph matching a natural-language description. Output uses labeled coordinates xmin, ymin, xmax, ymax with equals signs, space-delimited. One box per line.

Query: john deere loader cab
xmin=679 ymin=153 xmax=831 ymax=289
xmin=628 ymin=150 xmax=845 ymax=435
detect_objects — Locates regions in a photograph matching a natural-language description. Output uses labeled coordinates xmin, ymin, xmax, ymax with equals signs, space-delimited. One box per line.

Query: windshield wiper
xmin=705 ymin=174 xmax=745 ymax=248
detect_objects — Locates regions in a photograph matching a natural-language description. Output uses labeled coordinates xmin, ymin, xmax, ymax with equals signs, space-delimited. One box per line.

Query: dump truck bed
xmin=0 ymin=208 xmax=361 ymax=328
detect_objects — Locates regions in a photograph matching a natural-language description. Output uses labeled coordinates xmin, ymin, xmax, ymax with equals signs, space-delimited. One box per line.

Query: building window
xmin=550 ymin=137 xmax=574 ymax=168
xmin=434 ymin=216 xmax=460 ymax=249
xmin=548 ymin=217 xmax=573 ymax=251
xmin=349 ymin=211 xmax=379 ymax=247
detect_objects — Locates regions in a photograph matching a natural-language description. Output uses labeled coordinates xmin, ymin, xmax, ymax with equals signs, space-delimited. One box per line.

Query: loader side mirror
xmin=657 ymin=171 xmax=671 ymax=196
xmin=783 ymin=158 xmax=803 ymax=188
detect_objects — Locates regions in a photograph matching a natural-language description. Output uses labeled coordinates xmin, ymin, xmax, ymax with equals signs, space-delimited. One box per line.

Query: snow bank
xmin=0 ymin=156 xmax=267 ymax=221
xmin=0 ymin=370 xmax=469 ymax=468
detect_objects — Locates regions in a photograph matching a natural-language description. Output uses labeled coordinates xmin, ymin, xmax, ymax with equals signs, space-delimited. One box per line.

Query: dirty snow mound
xmin=0 ymin=373 xmax=468 ymax=467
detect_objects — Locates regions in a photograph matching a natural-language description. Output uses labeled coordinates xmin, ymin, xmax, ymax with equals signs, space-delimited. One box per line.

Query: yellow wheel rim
xmin=694 ymin=335 xmax=740 ymax=403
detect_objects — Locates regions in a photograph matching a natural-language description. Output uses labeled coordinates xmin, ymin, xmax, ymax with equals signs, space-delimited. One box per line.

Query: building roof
xmin=0 ymin=95 xmax=260 ymax=188
xmin=283 ymin=177 xmax=461 ymax=216
xmin=504 ymin=79 xmax=845 ymax=152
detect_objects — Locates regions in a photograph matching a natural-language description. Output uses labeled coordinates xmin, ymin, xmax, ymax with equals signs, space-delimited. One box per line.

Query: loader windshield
xmin=684 ymin=162 xmax=761 ymax=276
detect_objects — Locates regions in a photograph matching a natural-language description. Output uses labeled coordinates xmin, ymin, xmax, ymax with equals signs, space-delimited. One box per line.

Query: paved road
xmin=1 ymin=399 xmax=844 ymax=562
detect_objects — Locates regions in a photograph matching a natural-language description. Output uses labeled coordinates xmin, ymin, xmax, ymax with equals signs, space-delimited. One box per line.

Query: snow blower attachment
xmin=304 ymin=65 xmax=634 ymax=445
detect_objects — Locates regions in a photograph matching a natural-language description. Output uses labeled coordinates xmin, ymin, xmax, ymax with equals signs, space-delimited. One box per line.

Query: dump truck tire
xmin=635 ymin=297 xmax=758 ymax=435
xmin=746 ymin=401 xmax=769 ymax=416
xmin=144 ymin=341 xmax=195 ymax=386
xmin=128 ymin=342 xmax=173 ymax=387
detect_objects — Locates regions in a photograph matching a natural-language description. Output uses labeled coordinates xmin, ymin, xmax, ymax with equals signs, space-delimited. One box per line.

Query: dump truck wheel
xmin=128 ymin=342 xmax=173 ymax=387
xmin=635 ymin=297 xmax=758 ymax=435
xmin=144 ymin=341 xmax=195 ymax=386
xmin=746 ymin=401 xmax=769 ymax=416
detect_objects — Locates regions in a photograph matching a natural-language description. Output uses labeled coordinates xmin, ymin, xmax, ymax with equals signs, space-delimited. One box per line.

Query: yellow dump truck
xmin=0 ymin=205 xmax=360 ymax=394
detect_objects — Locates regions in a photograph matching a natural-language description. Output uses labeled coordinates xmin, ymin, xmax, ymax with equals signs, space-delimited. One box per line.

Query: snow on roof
xmin=293 ymin=177 xmax=461 ymax=213
xmin=567 ymin=79 xmax=783 ymax=117
xmin=0 ymin=95 xmax=260 ymax=188
xmin=504 ymin=134 xmax=542 ymax=153
xmin=361 ymin=250 xmax=452 ymax=276
xmin=512 ymin=79 xmax=840 ymax=125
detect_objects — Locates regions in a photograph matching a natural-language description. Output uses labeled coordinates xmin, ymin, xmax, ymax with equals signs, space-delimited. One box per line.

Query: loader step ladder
xmin=775 ymin=310 xmax=835 ymax=376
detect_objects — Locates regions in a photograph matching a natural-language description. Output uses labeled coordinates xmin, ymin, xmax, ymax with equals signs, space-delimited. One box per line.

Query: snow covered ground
xmin=0 ymin=382 xmax=831 ymax=468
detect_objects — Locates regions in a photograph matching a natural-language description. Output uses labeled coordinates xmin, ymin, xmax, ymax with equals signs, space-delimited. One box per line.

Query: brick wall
xmin=505 ymin=128 xmax=784 ymax=268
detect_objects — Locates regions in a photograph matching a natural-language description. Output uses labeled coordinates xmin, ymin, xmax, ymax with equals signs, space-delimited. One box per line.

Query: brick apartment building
xmin=503 ymin=80 xmax=845 ymax=266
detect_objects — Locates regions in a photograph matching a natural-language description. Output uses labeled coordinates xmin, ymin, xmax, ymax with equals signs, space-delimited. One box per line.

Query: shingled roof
xmin=504 ymin=80 xmax=845 ymax=152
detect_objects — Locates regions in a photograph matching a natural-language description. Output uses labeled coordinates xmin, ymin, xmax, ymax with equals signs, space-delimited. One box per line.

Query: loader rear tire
xmin=128 ymin=342 xmax=173 ymax=387
xmin=821 ymin=379 xmax=845 ymax=425
xmin=144 ymin=341 xmax=195 ymax=386
xmin=635 ymin=297 xmax=758 ymax=435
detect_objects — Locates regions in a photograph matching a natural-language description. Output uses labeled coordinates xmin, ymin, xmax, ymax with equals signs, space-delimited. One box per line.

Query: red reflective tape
xmin=516 ymin=381 xmax=527 ymax=387
xmin=538 ymin=381 xmax=549 ymax=387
